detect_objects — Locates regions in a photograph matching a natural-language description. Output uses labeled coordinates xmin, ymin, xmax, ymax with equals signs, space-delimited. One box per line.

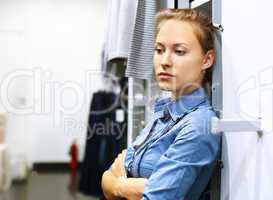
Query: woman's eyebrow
xmin=155 ymin=42 xmax=189 ymax=48
xmin=174 ymin=43 xmax=188 ymax=48
xmin=154 ymin=42 xmax=164 ymax=47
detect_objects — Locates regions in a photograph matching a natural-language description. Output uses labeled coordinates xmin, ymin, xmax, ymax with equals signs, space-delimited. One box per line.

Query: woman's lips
xmin=158 ymin=72 xmax=174 ymax=80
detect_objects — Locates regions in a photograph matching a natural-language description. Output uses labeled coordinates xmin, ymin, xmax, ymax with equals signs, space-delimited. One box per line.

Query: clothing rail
xmin=211 ymin=117 xmax=263 ymax=137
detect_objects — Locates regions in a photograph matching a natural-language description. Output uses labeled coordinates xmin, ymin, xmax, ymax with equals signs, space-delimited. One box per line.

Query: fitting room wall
xmin=221 ymin=0 xmax=273 ymax=199
xmin=0 ymin=0 xmax=108 ymax=164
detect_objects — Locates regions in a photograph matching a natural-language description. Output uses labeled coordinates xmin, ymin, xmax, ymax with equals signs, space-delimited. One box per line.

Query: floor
xmin=0 ymin=170 xmax=100 ymax=200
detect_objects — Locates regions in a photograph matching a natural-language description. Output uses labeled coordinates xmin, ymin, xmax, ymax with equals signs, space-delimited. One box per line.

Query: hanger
xmin=102 ymin=73 xmax=121 ymax=95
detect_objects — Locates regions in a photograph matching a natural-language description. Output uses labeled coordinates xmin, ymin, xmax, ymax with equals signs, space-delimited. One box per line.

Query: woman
xmin=101 ymin=9 xmax=221 ymax=200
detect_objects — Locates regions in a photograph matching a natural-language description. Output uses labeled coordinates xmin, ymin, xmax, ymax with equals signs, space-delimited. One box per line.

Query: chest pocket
xmin=135 ymin=109 xmax=198 ymax=178
xmin=138 ymin=161 xmax=154 ymax=178
xmin=136 ymin=120 xmax=184 ymax=178
xmin=128 ymin=107 xmax=199 ymax=178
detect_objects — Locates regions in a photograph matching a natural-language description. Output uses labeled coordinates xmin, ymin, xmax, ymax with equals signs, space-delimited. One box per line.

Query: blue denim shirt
xmin=124 ymin=87 xmax=221 ymax=200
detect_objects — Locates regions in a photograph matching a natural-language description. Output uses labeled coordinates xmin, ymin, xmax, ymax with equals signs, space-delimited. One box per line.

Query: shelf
xmin=191 ymin=0 xmax=212 ymax=18
xmin=191 ymin=0 xmax=211 ymax=9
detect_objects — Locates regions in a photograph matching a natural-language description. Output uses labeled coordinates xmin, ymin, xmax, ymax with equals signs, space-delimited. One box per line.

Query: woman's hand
xmin=111 ymin=149 xmax=127 ymax=177
xmin=102 ymin=149 xmax=148 ymax=200
xmin=102 ymin=149 xmax=128 ymax=200
xmin=119 ymin=178 xmax=148 ymax=200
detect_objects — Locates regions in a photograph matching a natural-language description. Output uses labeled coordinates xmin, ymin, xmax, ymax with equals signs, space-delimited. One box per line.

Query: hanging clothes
xmin=79 ymin=89 xmax=127 ymax=197
xmin=125 ymin=0 xmax=158 ymax=80
xmin=102 ymin=0 xmax=138 ymax=73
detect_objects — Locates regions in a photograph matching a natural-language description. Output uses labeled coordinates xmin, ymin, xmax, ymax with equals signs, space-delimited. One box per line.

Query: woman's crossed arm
xmin=101 ymin=150 xmax=148 ymax=200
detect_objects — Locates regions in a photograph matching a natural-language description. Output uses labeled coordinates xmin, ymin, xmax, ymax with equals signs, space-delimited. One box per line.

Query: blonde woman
xmin=102 ymin=9 xmax=221 ymax=200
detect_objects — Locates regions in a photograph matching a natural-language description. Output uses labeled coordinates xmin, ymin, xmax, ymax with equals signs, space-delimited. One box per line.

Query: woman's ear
xmin=202 ymin=50 xmax=215 ymax=70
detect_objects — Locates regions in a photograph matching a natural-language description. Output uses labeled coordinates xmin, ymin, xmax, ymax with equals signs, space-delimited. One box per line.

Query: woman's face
xmin=154 ymin=19 xmax=214 ymax=98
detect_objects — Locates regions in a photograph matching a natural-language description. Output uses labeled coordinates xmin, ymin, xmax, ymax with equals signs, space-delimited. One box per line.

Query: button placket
xmin=133 ymin=117 xmax=180 ymax=177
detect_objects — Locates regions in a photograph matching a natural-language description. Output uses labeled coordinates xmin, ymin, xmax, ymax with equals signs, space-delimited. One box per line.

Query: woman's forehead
xmin=156 ymin=20 xmax=199 ymax=47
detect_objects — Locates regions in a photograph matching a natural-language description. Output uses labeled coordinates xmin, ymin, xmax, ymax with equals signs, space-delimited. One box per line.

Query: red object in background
xmin=69 ymin=141 xmax=79 ymax=170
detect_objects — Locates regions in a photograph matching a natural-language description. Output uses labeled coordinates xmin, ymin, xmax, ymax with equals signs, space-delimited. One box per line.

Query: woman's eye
xmin=154 ymin=48 xmax=163 ymax=54
xmin=175 ymin=50 xmax=186 ymax=55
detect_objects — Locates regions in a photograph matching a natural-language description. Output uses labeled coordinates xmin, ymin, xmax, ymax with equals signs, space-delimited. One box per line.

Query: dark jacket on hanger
xmin=79 ymin=90 xmax=127 ymax=197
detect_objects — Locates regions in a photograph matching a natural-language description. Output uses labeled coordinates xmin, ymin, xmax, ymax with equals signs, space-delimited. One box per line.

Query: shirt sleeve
xmin=141 ymin=114 xmax=221 ymax=200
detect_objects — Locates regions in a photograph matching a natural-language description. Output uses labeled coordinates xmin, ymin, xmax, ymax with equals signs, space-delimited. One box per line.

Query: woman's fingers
xmin=111 ymin=149 xmax=128 ymax=177
xmin=122 ymin=149 xmax=127 ymax=155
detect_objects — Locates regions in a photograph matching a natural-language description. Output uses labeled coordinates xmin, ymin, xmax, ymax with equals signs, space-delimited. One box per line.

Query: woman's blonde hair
xmin=155 ymin=9 xmax=216 ymax=88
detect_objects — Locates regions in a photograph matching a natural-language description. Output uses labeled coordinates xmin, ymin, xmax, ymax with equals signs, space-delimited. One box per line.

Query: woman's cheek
xmin=153 ymin=56 xmax=160 ymax=72
xmin=174 ymin=77 xmax=183 ymax=90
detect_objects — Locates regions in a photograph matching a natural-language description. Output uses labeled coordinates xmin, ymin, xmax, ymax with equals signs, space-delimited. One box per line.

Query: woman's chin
xmin=158 ymin=83 xmax=174 ymax=91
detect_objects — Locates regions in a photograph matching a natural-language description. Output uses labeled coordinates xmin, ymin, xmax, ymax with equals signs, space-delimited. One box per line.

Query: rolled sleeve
xmin=141 ymin=121 xmax=221 ymax=200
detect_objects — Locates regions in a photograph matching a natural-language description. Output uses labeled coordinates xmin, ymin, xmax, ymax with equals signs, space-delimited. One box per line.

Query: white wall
xmin=0 ymin=0 xmax=108 ymax=164
xmin=221 ymin=0 xmax=273 ymax=199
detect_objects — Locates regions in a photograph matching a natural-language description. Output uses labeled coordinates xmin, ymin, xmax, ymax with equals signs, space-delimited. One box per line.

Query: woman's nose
xmin=161 ymin=51 xmax=172 ymax=68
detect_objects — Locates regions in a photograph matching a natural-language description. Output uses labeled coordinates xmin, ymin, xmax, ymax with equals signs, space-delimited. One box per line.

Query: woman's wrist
xmin=115 ymin=177 xmax=148 ymax=199
xmin=114 ymin=175 xmax=128 ymax=197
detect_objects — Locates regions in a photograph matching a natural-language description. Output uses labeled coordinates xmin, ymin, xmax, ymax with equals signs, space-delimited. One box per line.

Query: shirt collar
xmin=154 ymin=87 xmax=210 ymax=121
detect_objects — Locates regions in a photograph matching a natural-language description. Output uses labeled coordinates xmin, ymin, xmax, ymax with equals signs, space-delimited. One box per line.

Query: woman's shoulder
xmin=178 ymin=105 xmax=219 ymax=137
xmin=185 ymin=102 xmax=217 ymax=119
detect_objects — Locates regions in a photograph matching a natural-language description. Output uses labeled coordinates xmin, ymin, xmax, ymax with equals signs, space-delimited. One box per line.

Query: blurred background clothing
xmin=79 ymin=77 xmax=128 ymax=197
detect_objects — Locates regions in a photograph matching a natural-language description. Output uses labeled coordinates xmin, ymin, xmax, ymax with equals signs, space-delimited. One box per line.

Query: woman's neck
xmin=171 ymin=85 xmax=201 ymax=101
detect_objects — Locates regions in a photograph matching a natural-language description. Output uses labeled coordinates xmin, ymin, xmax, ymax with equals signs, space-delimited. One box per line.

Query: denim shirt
xmin=124 ymin=87 xmax=221 ymax=200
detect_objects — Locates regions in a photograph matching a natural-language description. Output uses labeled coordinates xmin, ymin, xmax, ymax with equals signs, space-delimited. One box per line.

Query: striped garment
xmin=125 ymin=0 xmax=157 ymax=80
